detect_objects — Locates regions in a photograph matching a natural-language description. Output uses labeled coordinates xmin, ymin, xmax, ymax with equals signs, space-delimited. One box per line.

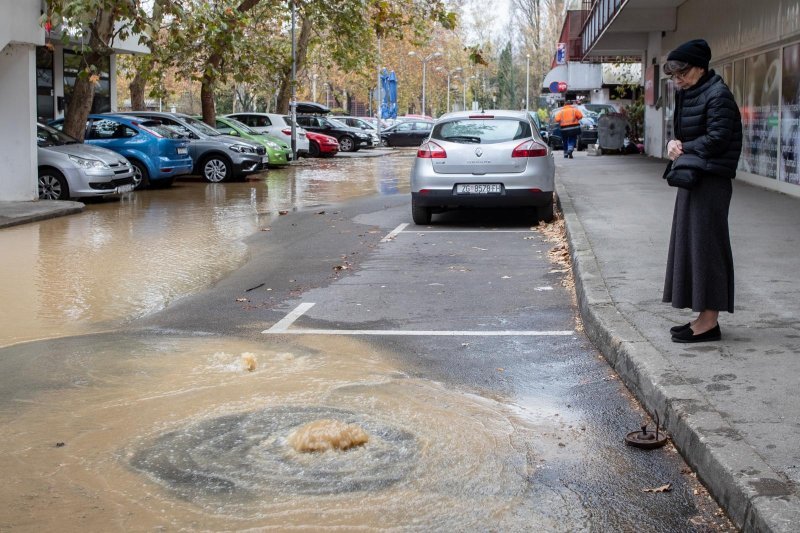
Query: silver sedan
xmin=410 ymin=110 xmax=555 ymax=224
xmin=37 ymin=123 xmax=135 ymax=200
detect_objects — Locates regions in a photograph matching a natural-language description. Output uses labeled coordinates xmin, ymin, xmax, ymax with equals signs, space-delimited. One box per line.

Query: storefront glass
xmin=741 ymin=50 xmax=780 ymax=179
xmin=781 ymin=43 xmax=800 ymax=184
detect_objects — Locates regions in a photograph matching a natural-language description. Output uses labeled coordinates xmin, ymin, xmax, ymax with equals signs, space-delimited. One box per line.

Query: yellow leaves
xmin=88 ymin=73 xmax=101 ymax=84
xmin=643 ymin=483 xmax=672 ymax=493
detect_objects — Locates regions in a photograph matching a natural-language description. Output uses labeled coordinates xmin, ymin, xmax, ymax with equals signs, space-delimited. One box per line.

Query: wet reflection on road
xmin=0 ymin=153 xmax=413 ymax=347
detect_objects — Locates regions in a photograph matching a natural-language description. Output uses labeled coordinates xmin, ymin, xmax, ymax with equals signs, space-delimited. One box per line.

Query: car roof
xmin=435 ymin=110 xmax=530 ymax=122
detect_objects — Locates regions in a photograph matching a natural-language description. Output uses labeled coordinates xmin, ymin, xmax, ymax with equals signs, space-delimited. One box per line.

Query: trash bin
xmin=597 ymin=113 xmax=627 ymax=153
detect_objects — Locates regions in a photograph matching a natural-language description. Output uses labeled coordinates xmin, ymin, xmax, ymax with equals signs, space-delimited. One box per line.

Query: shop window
xmin=36 ymin=47 xmax=55 ymax=122
xmin=781 ymin=42 xmax=800 ymax=184
xmin=63 ymin=50 xmax=111 ymax=115
xmin=741 ymin=50 xmax=780 ymax=179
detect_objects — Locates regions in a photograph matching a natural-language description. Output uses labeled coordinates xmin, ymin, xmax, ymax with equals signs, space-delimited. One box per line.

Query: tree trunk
xmin=63 ymin=77 xmax=96 ymax=141
xmin=277 ymin=15 xmax=312 ymax=113
xmin=62 ymin=9 xmax=116 ymax=140
xmin=200 ymin=72 xmax=217 ymax=125
xmin=130 ymin=70 xmax=146 ymax=110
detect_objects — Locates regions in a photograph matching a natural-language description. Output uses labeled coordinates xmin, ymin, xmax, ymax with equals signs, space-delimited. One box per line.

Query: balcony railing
xmin=580 ymin=0 xmax=627 ymax=58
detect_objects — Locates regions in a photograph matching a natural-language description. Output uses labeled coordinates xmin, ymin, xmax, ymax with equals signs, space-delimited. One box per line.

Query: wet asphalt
xmin=0 ymin=151 xmax=734 ymax=531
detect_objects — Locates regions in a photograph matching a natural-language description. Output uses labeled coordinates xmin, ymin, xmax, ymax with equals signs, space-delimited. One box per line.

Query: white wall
xmin=0 ymin=0 xmax=42 ymax=51
xmin=644 ymin=31 xmax=664 ymax=158
xmin=0 ymin=44 xmax=38 ymax=201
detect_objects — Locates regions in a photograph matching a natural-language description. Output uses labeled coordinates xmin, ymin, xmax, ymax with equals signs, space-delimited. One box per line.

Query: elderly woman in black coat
xmin=662 ymin=39 xmax=743 ymax=343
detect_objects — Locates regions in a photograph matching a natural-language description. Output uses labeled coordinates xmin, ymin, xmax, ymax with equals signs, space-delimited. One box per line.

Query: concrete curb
xmin=556 ymin=181 xmax=800 ymax=533
xmin=0 ymin=201 xmax=84 ymax=229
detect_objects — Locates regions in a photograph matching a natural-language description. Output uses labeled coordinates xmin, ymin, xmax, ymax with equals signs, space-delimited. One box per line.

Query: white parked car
xmin=410 ymin=110 xmax=555 ymax=225
xmin=37 ymin=123 xmax=135 ymax=200
xmin=226 ymin=112 xmax=311 ymax=156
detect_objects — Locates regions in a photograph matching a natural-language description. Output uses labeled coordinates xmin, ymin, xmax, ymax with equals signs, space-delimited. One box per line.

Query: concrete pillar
xmin=0 ymin=43 xmax=38 ymax=201
xmin=643 ymin=31 xmax=664 ymax=158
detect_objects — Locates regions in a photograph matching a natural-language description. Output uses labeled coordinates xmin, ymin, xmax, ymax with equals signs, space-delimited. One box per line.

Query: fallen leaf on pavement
xmin=279 ymin=210 xmax=289 ymax=215
xmin=316 ymin=210 xmax=326 ymax=215
xmin=643 ymin=483 xmax=672 ymax=493
xmin=236 ymin=298 xmax=249 ymax=302
xmin=261 ymin=227 xmax=271 ymax=231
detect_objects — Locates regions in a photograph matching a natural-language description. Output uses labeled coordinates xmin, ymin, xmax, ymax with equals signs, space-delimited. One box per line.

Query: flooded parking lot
xmin=0 ymin=153 xmax=413 ymax=347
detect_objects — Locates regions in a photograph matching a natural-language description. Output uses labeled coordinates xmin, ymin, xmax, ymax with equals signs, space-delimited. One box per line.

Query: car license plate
xmin=261 ymin=156 xmax=269 ymax=164
xmin=456 ymin=184 xmax=502 ymax=194
xmin=177 ymin=147 xmax=188 ymax=155
xmin=116 ymin=184 xmax=134 ymax=194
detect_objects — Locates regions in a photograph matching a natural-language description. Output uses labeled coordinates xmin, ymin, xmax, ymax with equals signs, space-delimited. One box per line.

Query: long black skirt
xmin=663 ymin=174 xmax=734 ymax=313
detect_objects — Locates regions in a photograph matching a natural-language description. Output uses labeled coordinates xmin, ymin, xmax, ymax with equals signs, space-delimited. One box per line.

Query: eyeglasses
xmin=671 ymin=68 xmax=692 ymax=79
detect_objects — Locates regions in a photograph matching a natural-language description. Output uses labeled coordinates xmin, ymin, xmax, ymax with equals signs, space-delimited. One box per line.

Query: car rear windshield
xmin=431 ymin=118 xmax=532 ymax=144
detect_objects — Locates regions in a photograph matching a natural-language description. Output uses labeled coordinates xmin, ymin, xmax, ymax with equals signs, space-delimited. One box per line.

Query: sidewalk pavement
xmin=0 ymin=200 xmax=84 ymax=229
xmin=556 ymin=152 xmax=800 ymax=532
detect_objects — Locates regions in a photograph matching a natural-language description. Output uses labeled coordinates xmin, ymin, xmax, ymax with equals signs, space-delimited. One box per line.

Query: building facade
xmin=0 ymin=0 xmax=44 ymax=201
xmin=578 ymin=0 xmax=800 ymax=196
xmin=0 ymin=1 xmax=147 ymax=202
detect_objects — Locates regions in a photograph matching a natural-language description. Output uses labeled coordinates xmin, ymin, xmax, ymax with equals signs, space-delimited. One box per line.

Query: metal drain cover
xmin=625 ymin=425 xmax=669 ymax=449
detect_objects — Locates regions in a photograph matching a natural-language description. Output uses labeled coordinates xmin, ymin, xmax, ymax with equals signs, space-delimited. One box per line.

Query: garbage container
xmin=597 ymin=113 xmax=627 ymax=153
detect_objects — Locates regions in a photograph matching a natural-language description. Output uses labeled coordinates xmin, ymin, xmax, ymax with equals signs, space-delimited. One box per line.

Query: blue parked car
xmin=49 ymin=114 xmax=193 ymax=189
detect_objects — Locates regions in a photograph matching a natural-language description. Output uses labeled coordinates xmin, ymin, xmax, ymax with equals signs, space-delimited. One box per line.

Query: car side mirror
xmin=229 ymin=130 xmax=240 ymax=136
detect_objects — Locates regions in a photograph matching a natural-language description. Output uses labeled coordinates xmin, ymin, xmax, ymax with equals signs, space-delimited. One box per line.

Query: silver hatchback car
xmin=37 ymin=123 xmax=135 ymax=200
xmin=410 ymin=110 xmax=555 ymax=225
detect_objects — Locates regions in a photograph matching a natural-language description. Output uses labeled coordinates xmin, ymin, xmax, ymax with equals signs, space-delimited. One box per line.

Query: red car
xmin=306 ymin=131 xmax=339 ymax=157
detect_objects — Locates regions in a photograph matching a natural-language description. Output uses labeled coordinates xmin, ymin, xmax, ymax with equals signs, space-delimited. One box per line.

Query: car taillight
xmin=282 ymin=128 xmax=291 ymax=135
xmin=512 ymin=140 xmax=548 ymax=158
xmin=417 ymin=141 xmax=447 ymax=159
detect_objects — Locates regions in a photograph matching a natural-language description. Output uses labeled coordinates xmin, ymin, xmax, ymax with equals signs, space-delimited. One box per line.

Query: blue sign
xmin=549 ymin=81 xmax=560 ymax=93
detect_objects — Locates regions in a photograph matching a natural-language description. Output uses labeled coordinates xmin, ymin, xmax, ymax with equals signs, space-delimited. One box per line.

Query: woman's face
xmin=673 ymin=66 xmax=705 ymax=89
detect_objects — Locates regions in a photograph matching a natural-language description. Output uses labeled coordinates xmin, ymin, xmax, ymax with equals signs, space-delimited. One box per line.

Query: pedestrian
xmin=662 ymin=39 xmax=743 ymax=343
xmin=554 ymin=101 xmax=583 ymax=158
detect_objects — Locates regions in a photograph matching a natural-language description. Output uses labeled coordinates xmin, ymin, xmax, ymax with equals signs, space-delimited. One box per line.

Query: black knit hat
xmin=667 ymin=39 xmax=711 ymax=70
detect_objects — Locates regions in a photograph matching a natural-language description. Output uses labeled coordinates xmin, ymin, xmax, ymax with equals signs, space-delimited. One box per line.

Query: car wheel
xmin=201 ymin=155 xmax=231 ymax=183
xmin=537 ymin=199 xmax=555 ymax=224
xmin=130 ymin=160 xmax=150 ymax=190
xmin=38 ymin=168 xmax=69 ymax=200
xmin=339 ymin=136 xmax=355 ymax=152
xmin=308 ymin=140 xmax=321 ymax=157
xmin=411 ymin=200 xmax=432 ymax=225
xmin=381 ymin=138 xmax=389 ymax=147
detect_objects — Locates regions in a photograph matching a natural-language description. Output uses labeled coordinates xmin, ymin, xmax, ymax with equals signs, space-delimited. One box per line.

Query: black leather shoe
xmin=670 ymin=322 xmax=692 ymax=334
xmin=672 ymin=324 xmax=721 ymax=343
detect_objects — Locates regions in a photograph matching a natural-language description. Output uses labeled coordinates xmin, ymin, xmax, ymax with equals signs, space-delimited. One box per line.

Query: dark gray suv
xmin=116 ymin=112 xmax=266 ymax=182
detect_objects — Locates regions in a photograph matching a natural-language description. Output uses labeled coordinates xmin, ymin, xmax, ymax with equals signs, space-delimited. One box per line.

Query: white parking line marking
xmin=381 ymin=223 xmax=409 ymax=242
xmin=265 ymin=328 xmax=574 ymax=337
xmin=402 ymin=230 xmax=538 ymax=234
xmin=263 ymin=302 xmax=315 ymax=333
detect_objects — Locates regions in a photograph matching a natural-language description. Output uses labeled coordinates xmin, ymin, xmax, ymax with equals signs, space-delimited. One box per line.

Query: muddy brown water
xmin=0 ymin=334 xmax=575 ymax=530
xmin=0 ymin=154 xmax=413 ymax=348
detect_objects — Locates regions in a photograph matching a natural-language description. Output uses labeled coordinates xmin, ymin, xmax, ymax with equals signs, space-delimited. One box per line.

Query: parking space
xmin=263 ymin=220 xmax=576 ymax=337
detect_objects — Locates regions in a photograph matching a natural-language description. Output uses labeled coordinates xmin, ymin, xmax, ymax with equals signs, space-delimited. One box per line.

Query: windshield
xmin=431 ymin=118 xmax=532 ymax=144
xmin=37 ymin=123 xmax=79 ymax=146
xmin=224 ymin=117 xmax=258 ymax=135
xmin=181 ymin=115 xmax=222 ymax=136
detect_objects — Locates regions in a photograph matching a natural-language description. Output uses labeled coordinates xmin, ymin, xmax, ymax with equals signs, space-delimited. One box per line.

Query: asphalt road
xmin=0 ymin=157 xmax=733 ymax=530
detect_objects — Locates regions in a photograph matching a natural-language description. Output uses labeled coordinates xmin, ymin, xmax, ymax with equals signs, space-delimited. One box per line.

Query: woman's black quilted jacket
xmin=674 ymin=70 xmax=743 ymax=178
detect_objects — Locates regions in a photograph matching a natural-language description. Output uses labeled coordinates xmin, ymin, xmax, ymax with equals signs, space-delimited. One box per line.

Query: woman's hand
xmin=667 ymin=140 xmax=684 ymax=161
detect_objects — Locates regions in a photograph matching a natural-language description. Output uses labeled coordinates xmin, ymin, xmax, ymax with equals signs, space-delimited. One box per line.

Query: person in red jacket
xmin=554 ymin=102 xmax=583 ymax=158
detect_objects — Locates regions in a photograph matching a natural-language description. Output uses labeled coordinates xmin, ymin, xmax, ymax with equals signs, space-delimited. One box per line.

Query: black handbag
xmin=663 ymin=153 xmax=705 ymax=189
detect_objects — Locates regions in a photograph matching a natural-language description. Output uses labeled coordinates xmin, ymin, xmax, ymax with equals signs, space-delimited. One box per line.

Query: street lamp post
xmin=436 ymin=66 xmax=462 ymax=113
xmin=408 ymin=50 xmax=441 ymax=116
xmin=525 ymin=54 xmax=531 ymax=112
